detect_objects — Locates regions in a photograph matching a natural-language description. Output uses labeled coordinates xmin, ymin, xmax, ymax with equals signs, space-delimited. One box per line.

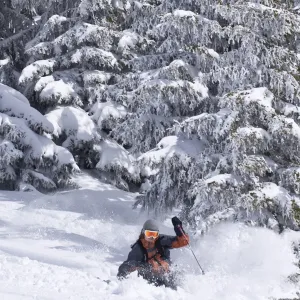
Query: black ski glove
xmin=171 ymin=216 xmax=185 ymax=236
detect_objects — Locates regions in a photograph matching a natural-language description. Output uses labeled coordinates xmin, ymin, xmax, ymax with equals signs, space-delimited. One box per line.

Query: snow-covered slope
xmin=0 ymin=173 xmax=298 ymax=299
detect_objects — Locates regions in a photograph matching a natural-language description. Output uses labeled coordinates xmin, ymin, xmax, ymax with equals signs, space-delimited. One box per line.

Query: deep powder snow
xmin=0 ymin=173 xmax=298 ymax=299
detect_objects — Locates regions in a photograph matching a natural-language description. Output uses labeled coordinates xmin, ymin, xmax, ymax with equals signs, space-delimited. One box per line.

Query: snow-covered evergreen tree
xmin=0 ymin=0 xmax=56 ymax=88
xmin=127 ymin=0 xmax=300 ymax=232
xmin=16 ymin=0 xmax=139 ymax=190
xmin=1 ymin=0 xmax=300 ymax=232
xmin=0 ymin=83 xmax=79 ymax=191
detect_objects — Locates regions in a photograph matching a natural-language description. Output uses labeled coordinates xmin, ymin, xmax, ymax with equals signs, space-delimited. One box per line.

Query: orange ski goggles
xmin=144 ymin=230 xmax=159 ymax=239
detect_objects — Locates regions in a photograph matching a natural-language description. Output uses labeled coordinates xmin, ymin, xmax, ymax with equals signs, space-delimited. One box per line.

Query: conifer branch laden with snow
xmin=0 ymin=83 xmax=79 ymax=191
xmin=13 ymin=0 xmax=139 ymax=189
xmin=127 ymin=0 xmax=300 ymax=233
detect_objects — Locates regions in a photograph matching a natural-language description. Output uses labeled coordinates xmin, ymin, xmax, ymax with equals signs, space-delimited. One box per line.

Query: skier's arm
xmin=160 ymin=216 xmax=190 ymax=249
xmin=170 ymin=232 xmax=189 ymax=248
xmin=160 ymin=233 xmax=189 ymax=248
xmin=117 ymin=244 xmax=144 ymax=278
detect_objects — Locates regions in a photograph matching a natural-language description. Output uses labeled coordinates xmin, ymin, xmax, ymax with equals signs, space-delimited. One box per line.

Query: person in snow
xmin=117 ymin=216 xmax=189 ymax=288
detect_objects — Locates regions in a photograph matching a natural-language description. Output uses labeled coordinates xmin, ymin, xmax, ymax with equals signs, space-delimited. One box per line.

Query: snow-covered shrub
xmin=0 ymin=83 xmax=78 ymax=191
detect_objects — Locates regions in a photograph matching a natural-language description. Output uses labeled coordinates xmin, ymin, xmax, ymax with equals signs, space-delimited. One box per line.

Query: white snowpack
xmin=139 ymin=136 xmax=205 ymax=176
xmin=78 ymin=0 xmax=90 ymax=16
xmin=33 ymin=15 xmax=42 ymax=22
xmin=45 ymin=106 xmax=96 ymax=142
xmin=25 ymin=15 xmax=68 ymax=50
xmin=0 ymin=57 xmax=10 ymax=66
xmin=141 ymin=79 xmax=208 ymax=98
xmin=96 ymin=139 xmax=136 ymax=175
xmin=34 ymin=75 xmax=55 ymax=93
xmin=90 ymin=101 xmax=127 ymax=127
xmin=83 ymin=70 xmax=112 ymax=85
xmin=49 ymin=23 xmax=116 ymax=56
xmin=207 ymin=48 xmax=220 ymax=59
xmin=192 ymin=78 xmax=209 ymax=97
xmin=205 ymin=173 xmax=240 ymax=186
xmin=137 ymin=60 xmax=199 ymax=83
xmin=173 ymin=10 xmax=196 ymax=18
xmin=40 ymin=79 xmax=80 ymax=104
xmin=0 ymin=83 xmax=29 ymax=105
xmin=290 ymin=119 xmax=300 ymax=138
xmin=19 ymin=59 xmax=56 ymax=84
xmin=249 ymin=182 xmax=293 ymax=211
xmin=26 ymin=41 xmax=52 ymax=57
xmin=244 ymin=87 xmax=273 ymax=108
xmin=118 ymin=30 xmax=139 ymax=51
xmin=0 ymin=139 xmax=23 ymax=164
xmin=227 ymin=87 xmax=274 ymax=110
xmin=70 ymin=47 xmax=118 ymax=67
xmin=23 ymin=169 xmax=57 ymax=188
xmin=270 ymin=116 xmax=300 ymax=138
xmin=0 ymin=172 xmax=298 ymax=299
xmin=40 ymin=137 xmax=79 ymax=169
xmin=193 ymin=174 xmax=241 ymax=206
xmin=294 ymin=4 xmax=300 ymax=10
xmin=66 ymin=23 xmax=104 ymax=45
xmin=248 ymin=2 xmax=282 ymax=13
xmin=236 ymin=126 xmax=271 ymax=141
xmin=112 ymin=0 xmax=127 ymax=9
xmin=0 ymin=113 xmax=77 ymax=169
xmin=282 ymin=103 xmax=300 ymax=117
xmin=0 ymin=84 xmax=54 ymax=133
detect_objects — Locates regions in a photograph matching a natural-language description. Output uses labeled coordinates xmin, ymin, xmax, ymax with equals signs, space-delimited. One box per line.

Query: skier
xmin=117 ymin=216 xmax=189 ymax=288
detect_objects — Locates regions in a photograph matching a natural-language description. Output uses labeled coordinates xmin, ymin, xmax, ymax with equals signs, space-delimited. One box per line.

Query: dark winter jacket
xmin=117 ymin=233 xmax=189 ymax=281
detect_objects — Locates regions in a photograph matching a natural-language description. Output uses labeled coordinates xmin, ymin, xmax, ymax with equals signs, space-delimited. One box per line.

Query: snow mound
xmin=118 ymin=30 xmax=139 ymax=51
xmin=0 ymin=83 xmax=54 ymax=134
xmin=141 ymin=135 xmax=205 ymax=161
xmin=139 ymin=136 xmax=206 ymax=176
xmin=83 ymin=70 xmax=112 ymax=85
xmin=0 ymin=83 xmax=29 ymax=105
xmin=19 ymin=59 xmax=56 ymax=84
xmin=1 ymin=113 xmax=77 ymax=168
xmin=173 ymin=10 xmax=196 ymax=18
xmin=96 ymin=139 xmax=137 ymax=177
xmin=46 ymin=106 xmax=97 ymax=145
xmin=90 ymin=101 xmax=126 ymax=128
xmin=40 ymin=79 xmax=82 ymax=106
xmin=34 ymin=75 xmax=55 ymax=93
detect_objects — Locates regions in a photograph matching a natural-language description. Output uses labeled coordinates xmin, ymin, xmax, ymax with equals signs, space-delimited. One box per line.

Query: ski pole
xmin=179 ymin=227 xmax=205 ymax=275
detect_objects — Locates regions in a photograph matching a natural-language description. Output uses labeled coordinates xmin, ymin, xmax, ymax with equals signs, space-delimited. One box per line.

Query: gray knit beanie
xmin=142 ymin=219 xmax=159 ymax=231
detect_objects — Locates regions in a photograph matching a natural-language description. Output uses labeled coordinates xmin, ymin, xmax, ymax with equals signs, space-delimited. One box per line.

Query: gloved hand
xmin=171 ymin=216 xmax=185 ymax=236
xmin=171 ymin=216 xmax=182 ymax=227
